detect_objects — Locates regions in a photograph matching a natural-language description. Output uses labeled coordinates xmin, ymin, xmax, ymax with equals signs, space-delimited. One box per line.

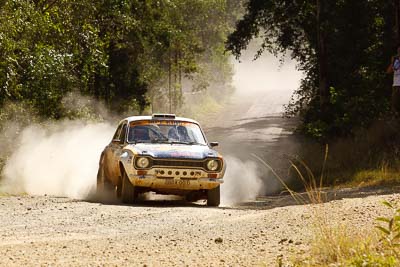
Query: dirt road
xmin=1 ymin=189 xmax=399 ymax=266
xmin=0 ymin=60 xmax=395 ymax=266
xmin=0 ymin=107 xmax=398 ymax=266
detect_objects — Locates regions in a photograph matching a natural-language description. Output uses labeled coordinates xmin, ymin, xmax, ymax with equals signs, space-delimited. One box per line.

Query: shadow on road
xmin=87 ymin=193 xmax=214 ymax=208
xmin=87 ymin=186 xmax=400 ymax=211
xmin=228 ymin=186 xmax=400 ymax=211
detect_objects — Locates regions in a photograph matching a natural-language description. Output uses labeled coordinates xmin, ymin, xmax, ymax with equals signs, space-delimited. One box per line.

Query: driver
xmin=168 ymin=127 xmax=179 ymax=141
xmin=177 ymin=125 xmax=190 ymax=142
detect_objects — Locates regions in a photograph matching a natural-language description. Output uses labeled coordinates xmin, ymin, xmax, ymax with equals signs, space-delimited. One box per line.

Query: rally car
xmin=97 ymin=114 xmax=226 ymax=206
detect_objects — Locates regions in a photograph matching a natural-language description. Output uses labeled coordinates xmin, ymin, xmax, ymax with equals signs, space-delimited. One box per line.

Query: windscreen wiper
xmin=151 ymin=138 xmax=169 ymax=143
xmin=170 ymin=141 xmax=190 ymax=145
xmin=187 ymin=141 xmax=206 ymax=146
xmin=169 ymin=141 xmax=205 ymax=145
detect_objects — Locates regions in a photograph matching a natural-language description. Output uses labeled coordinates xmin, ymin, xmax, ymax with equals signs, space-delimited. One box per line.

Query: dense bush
xmin=0 ymin=0 xmax=242 ymax=118
xmin=227 ymin=0 xmax=396 ymax=140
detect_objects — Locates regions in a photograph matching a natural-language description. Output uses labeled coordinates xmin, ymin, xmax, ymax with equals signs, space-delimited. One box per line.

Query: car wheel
xmin=116 ymin=178 xmax=122 ymax=198
xmin=121 ymin=168 xmax=137 ymax=204
xmin=97 ymin=165 xmax=114 ymax=195
xmin=185 ymin=193 xmax=198 ymax=203
xmin=207 ymin=186 xmax=220 ymax=207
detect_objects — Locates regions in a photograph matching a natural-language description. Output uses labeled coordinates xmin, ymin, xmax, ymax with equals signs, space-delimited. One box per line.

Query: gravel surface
xmin=1 ymin=188 xmax=399 ymax=266
xmin=1 ymin=89 xmax=399 ymax=266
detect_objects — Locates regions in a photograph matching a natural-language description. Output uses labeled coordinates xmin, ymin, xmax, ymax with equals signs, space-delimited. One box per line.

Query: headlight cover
xmin=206 ymin=159 xmax=220 ymax=171
xmin=136 ymin=157 xmax=150 ymax=169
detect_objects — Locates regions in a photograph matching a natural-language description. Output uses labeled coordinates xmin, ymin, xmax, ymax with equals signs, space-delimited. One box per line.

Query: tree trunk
xmin=174 ymin=50 xmax=178 ymax=111
xmin=317 ymin=0 xmax=329 ymax=110
xmin=178 ymin=50 xmax=182 ymax=101
xmin=396 ymin=0 xmax=400 ymax=44
xmin=168 ymin=49 xmax=172 ymax=114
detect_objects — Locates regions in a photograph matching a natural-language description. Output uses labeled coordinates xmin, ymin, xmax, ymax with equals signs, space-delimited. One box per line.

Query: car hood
xmin=127 ymin=143 xmax=219 ymax=160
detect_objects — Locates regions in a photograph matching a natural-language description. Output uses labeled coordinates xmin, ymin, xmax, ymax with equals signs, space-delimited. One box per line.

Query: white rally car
xmin=97 ymin=114 xmax=226 ymax=206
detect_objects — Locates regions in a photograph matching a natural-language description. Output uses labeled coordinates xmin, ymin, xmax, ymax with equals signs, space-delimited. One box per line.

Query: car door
xmin=108 ymin=122 xmax=128 ymax=183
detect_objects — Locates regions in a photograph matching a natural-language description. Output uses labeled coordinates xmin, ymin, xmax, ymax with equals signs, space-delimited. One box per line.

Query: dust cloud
xmin=215 ymin=47 xmax=302 ymax=204
xmin=0 ymin=121 xmax=114 ymax=199
xmin=220 ymin=156 xmax=263 ymax=206
xmin=231 ymin=51 xmax=302 ymax=118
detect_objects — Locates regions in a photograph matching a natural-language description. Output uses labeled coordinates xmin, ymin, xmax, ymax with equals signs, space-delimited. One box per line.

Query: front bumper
xmin=128 ymin=167 xmax=224 ymax=190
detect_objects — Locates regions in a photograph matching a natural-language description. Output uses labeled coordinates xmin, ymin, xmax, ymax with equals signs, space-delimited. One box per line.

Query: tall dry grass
xmin=292 ymin=118 xmax=400 ymax=188
xmin=254 ymin=147 xmax=399 ymax=266
xmin=252 ymin=144 xmax=329 ymax=205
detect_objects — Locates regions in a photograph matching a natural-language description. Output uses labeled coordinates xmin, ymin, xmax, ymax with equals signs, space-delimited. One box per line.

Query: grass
xmin=294 ymin=222 xmax=398 ymax=267
xmin=344 ymin=167 xmax=400 ymax=188
xmin=0 ymin=184 xmax=15 ymax=197
xmin=254 ymin=146 xmax=400 ymax=266
xmin=286 ymin=191 xmax=400 ymax=266
xmin=297 ymin=200 xmax=400 ymax=266
xmin=178 ymin=92 xmax=224 ymax=124
xmin=252 ymin=144 xmax=329 ymax=205
xmin=0 ymin=194 xmax=10 ymax=197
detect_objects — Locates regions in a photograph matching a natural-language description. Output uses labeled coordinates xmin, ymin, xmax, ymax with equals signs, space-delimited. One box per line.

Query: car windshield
xmin=127 ymin=120 xmax=207 ymax=145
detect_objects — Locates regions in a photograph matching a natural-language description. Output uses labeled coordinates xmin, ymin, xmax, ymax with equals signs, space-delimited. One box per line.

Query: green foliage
xmin=0 ymin=0 xmax=238 ymax=119
xmin=292 ymin=221 xmax=398 ymax=266
xmin=376 ymin=201 xmax=400 ymax=254
xmin=178 ymin=92 xmax=224 ymax=123
xmin=227 ymin=0 xmax=395 ymax=140
xmin=290 ymin=118 xmax=400 ymax=187
xmin=346 ymin=253 xmax=397 ymax=267
xmin=0 ymin=0 xmax=240 ymax=177
xmin=291 ymin=202 xmax=400 ymax=266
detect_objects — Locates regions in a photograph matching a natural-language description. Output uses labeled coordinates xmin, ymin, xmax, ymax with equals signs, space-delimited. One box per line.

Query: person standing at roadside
xmin=387 ymin=45 xmax=400 ymax=112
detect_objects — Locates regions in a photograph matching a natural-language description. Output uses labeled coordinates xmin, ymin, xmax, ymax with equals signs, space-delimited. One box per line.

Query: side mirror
xmin=209 ymin=142 xmax=219 ymax=147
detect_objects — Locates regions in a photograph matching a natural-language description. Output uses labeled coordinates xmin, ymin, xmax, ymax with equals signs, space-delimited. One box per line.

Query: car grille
xmin=152 ymin=159 xmax=204 ymax=169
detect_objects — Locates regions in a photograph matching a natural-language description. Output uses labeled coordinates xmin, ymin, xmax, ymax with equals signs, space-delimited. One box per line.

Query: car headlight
xmin=206 ymin=159 xmax=220 ymax=171
xmin=136 ymin=157 xmax=150 ymax=169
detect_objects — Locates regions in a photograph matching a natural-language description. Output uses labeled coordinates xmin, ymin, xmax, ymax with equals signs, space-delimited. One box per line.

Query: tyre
xmin=121 ymin=168 xmax=137 ymax=204
xmin=207 ymin=186 xmax=220 ymax=207
xmin=97 ymin=165 xmax=114 ymax=195
xmin=185 ymin=192 xmax=200 ymax=203
xmin=116 ymin=177 xmax=122 ymax=198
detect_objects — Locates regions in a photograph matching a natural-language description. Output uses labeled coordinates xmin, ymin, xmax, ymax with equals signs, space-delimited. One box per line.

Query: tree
xmin=0 ymin=0 xmax=240 ymax=119
xmin=227 ymin=0 xmax=397 ymax=139
xmin=317 ymin=0 xmax=328 ymax=112
xmin=395 ymin=0 xmax=400 ymax=43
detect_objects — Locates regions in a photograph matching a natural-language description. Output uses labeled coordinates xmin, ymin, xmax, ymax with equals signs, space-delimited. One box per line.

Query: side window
xmin=119 ymin=124 xmax=127 ymax=144
xmin=112 ymin=124 xmax=123 ymax=140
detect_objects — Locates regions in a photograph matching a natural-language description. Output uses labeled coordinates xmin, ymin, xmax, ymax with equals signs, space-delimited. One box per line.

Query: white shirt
xmin=393 ymin=57 xmax=400 ymax=86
